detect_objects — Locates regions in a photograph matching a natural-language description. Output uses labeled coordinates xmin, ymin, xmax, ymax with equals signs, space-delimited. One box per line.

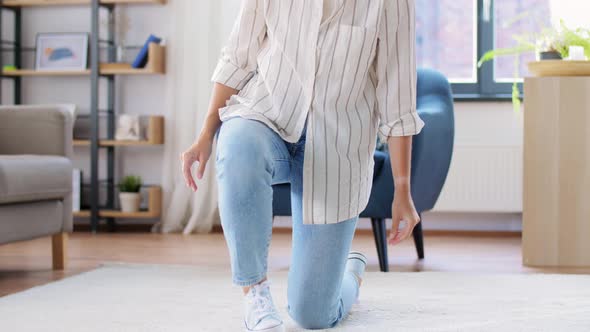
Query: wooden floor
xmin=1 ymin=230 xmax=589 ymax=297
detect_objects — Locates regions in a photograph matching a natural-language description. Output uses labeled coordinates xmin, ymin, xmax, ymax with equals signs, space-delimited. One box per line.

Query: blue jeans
xmin=216 ymin=117 xmax=360 ymax=329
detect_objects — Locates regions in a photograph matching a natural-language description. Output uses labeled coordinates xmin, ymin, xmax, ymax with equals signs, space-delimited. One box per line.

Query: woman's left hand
xmin=388 ymin=188 xmax=421 ymax=245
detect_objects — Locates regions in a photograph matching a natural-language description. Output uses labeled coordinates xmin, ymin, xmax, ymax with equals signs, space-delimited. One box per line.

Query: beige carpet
xmin=1 ymin=263 xmax=590 ymax=331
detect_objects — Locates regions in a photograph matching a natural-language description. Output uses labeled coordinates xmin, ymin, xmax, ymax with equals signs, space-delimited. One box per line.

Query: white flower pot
xmin=119 ymin=192 xmax=141 ymax=213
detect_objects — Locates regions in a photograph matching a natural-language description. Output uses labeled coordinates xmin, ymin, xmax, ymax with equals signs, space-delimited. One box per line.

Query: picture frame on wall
xmin=35 ymin=33 xmax=89 ymax=71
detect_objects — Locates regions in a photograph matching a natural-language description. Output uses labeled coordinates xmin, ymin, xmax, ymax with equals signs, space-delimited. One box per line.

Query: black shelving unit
xmin=0 ymin=1 xmax=22 ymax=103
xmin=0 ymin=0 xmax=165 ymax=232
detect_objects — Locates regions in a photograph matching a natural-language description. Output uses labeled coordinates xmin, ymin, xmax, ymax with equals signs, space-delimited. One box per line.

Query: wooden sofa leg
xmin=52 ymin=233 xmax=68 ymax=270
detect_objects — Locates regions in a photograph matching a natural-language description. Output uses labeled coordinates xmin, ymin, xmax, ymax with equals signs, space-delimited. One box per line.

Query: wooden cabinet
xmin=523 ymin=77 xmax=590 ymax=267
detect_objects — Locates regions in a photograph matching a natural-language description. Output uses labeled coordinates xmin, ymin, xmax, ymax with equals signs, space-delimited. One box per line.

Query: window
xmin=416 ymin=0 xmax=552 ymax=99
xmin=416 ymin=0 xmax=477 ymax=83
xmin=494 ymin=0 xmax=551 ymax=81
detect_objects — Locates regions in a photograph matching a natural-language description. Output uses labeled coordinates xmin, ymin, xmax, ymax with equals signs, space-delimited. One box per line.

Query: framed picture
xmin=35 ymin=33 xmax=89 ymax=71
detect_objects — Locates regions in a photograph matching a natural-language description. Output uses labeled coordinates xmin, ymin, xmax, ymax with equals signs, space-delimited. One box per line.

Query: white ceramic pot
xmin=119 ymin=192 xmax=141 ymax=213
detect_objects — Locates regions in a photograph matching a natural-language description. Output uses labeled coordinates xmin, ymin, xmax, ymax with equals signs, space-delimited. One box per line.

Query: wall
xmin=425 ymin=101 xmax=523 ymax=232
xmin=436 ymin=101 xmax=523 ymax=213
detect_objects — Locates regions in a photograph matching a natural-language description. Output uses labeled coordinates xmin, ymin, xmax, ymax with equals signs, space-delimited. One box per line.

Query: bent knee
xmin=216 ymin=124 xmax=273 ymax=180
xmin=288 ymin=301 xmax=340 ymax=330
xmin=216 ymin=144 xmax=269 ymax=175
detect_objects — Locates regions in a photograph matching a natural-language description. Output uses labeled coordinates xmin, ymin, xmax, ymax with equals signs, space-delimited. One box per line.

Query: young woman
xmin=182 ymin=0 xmax=423 ymax=330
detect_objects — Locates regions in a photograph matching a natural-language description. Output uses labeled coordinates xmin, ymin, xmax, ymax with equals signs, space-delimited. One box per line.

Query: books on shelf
xmin=132 ymin=34 xmax=162 ymax=69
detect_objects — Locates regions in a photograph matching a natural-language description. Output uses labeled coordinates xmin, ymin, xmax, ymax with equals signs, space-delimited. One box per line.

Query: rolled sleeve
xmin=211 ymin=0 xmax=266 ymax=91
xmin=378 ymin=111 xmax=424 ymax=141
xmin=211 ymin=57 xmax=255 ymax=91
xmin=374 ymin=0 xmax=425 ymax=141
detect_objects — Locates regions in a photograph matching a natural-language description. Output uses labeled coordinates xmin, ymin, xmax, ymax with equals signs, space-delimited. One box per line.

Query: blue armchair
xmin=272 ymin=68 xmax=454 ymax=272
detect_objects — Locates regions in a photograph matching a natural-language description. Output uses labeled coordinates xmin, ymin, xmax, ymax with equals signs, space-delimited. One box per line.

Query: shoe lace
xmin=249 ymin=283 xmax=276 ymax=319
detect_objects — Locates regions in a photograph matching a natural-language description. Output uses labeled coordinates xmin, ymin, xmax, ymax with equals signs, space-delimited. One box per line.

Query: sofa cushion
xmin=0 ymin=155 xmax=72 ymax=205
xmin=0 ymin=200 xmax=64 ymax=244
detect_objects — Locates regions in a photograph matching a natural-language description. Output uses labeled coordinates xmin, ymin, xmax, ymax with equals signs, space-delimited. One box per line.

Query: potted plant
xmin=118 ymin=175 xmax=142 ymax=213
xmin=478 ymin=20 xmax=590 ymax=110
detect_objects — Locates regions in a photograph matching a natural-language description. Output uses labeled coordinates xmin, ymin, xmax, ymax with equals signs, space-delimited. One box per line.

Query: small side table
xmin=523 ymin=76 xmax=590 ymax=267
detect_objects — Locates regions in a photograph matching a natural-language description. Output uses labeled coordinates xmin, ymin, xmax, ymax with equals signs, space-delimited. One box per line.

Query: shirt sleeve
xmin=374 ymin=0 xmax=424 ymax=140
xmin=211 ymin=0 xmax=267 ymax=91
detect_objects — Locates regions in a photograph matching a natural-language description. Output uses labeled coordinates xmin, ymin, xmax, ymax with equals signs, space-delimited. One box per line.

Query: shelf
xmin=99 ymin=209 xmax=160 ymax=218
xmin=73 ymin=210 xmax=91 ymax=218
xmin=73 ymin=115 xmax=164 ymax=147
xmin=74 ymin=209 xmax=161 ymax=218
xmin=73 ymin=186 xmax=162 ymax=219
xmin=2 ymin=69 xmax=91 ymax=76
xmin=102 ymin=43 xmax=166 ymax=75
xmin=1 ymin=0 xmax=166 ymax=7
xmin=2 ymin=44 xmax=166 ymax=76
xmin=101 ymin=0 xmax=165 ymax=4
xmin=2 ymin=0 xmax=167 ymax=231
xmin=73 ymin=140 xmax=160 ymax=147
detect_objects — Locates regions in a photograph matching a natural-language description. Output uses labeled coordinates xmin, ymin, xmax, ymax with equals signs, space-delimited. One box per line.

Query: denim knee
xmin=216 ymin=128 xmax=273 ymax=188
xmin=288 ymin=298 xmax=342 ymax=330
xmin=217 ymin=142 xmax=270 ymax=180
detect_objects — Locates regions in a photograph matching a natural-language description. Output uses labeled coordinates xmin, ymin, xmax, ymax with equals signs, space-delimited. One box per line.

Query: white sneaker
xmin=243 ymin=280 xmax=285 ymax=332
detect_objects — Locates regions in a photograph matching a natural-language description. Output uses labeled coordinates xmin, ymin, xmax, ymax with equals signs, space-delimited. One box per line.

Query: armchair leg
xmin=371 ymin=218 xmax=389 ymax=272
xmin=52 ymin=232 xmax=68 ymax=270
xmin=412 ymin=215 xmax=425 ymax=260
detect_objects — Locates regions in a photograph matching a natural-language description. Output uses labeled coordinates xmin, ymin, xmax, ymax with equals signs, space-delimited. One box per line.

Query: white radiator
xmin=433 ymin=145 xmax=523 ymax=213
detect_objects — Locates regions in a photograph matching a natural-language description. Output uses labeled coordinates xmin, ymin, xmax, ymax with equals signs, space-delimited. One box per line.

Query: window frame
xmin=450 ymin=0 xmax=523 ymax=101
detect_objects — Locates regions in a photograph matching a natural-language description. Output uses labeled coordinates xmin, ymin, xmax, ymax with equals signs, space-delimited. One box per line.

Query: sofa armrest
xmin=0 ymin=105 xmax=75 ymax=158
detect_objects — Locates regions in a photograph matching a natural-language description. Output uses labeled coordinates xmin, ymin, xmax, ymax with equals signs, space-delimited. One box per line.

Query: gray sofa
xmin=0 ymin=105 xmax=74 ymax=270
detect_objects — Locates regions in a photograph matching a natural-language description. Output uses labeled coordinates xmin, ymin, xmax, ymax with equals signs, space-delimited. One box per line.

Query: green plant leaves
xmin=118 ymin=175 xmax=142 ymax=193
xmin=477 ymin=20 xmax=590 ymax=112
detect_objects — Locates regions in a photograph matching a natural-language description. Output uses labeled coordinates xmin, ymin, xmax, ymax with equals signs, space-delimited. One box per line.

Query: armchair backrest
xmin=0 ymin=104 xmax=75 ymax=158
xmin=417 ymin=68 xmax=454 ymax=110
xmin=411 ymin=69 xmax=455 ymax=212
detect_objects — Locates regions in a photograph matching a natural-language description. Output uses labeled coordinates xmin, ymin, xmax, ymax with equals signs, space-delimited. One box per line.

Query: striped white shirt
xmin=211 ymin=0 xmax=425 ymax=224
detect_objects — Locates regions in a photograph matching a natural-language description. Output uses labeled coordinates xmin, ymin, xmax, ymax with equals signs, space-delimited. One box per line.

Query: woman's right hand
xmin=181 ymin=83 xmax=236 ymax=192
xmin=181 ymin=134 xmax=214 ymax=192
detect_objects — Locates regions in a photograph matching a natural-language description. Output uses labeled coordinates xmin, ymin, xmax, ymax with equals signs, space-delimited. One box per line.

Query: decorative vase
xmin=119 ymin=192 xmax=140 ymax=213
xmin=539 ymin=51 xmax=562 ymax=60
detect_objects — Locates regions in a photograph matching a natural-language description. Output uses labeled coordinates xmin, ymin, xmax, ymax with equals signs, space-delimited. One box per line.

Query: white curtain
xmin=153 ymin=0 xmax=239 ymax=234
